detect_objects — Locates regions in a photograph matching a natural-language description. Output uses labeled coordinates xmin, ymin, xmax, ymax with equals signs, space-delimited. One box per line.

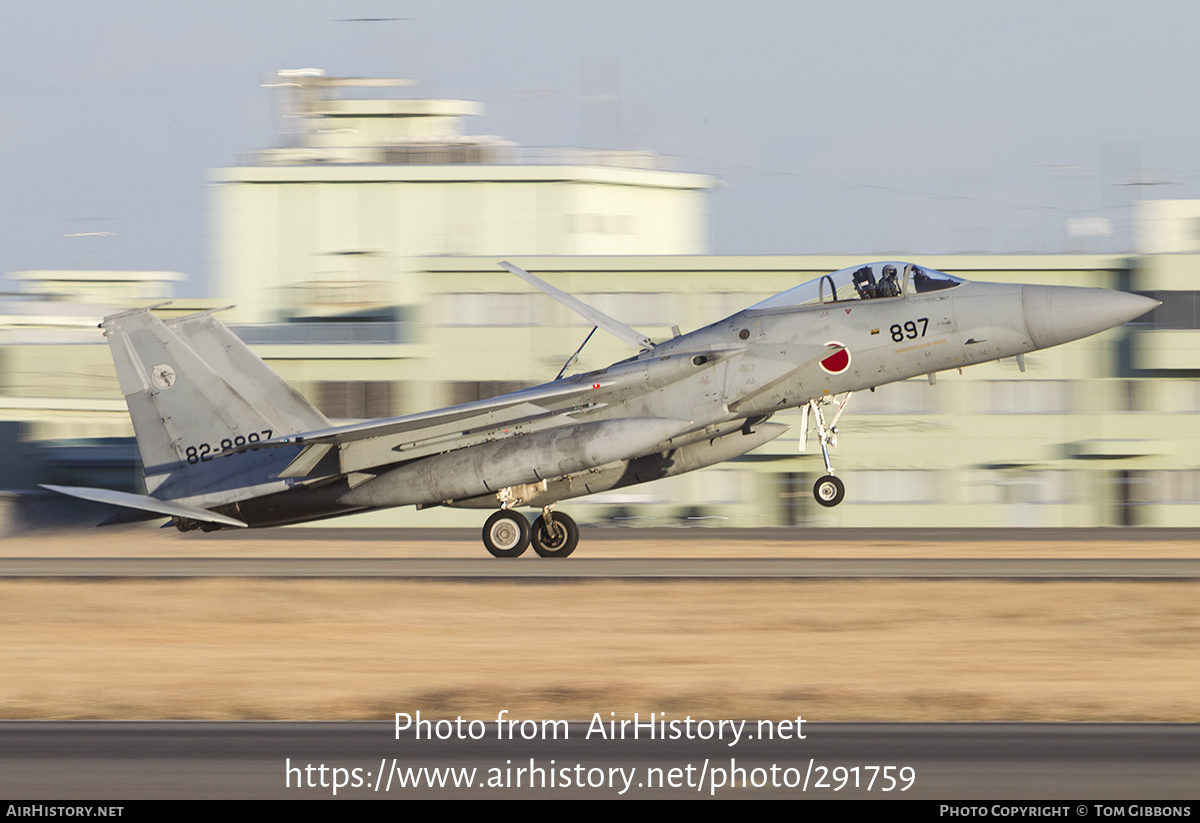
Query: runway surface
xmin=4 ymin=557 xmax=1200 ymax=578
xmin=125 ymin=525 xmax=1200 ymax=542
xmin=2 ymin=721 xmax=1196 ymax=799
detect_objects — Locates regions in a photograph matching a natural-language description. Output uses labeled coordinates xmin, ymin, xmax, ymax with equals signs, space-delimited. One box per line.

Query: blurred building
xmin=210 ymin=71 xmax=713 ymax=325
xmin=3 ymin=72 xmax=1200 ymax=529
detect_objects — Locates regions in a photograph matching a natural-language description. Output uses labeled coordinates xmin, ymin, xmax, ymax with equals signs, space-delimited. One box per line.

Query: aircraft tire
xmin=531 ymin=511 xmax=579 ymax=558
xmin=483 ymin=510 xmax=530 ymax=558
xmin=813 ymin=475 xmax=845 ymax=508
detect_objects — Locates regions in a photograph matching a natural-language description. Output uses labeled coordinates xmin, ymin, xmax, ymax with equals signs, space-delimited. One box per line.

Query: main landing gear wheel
xmin=813 ymin=475 xmax=845 ymax=508
xmin=483 ymin=510 xmax=530 ymax=558
xmin=531 ymin=511 xmax=579 ymax=558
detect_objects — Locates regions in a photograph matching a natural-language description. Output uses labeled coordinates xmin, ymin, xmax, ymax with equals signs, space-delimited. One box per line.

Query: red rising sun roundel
xmin=819 ymin=341 xmax=851 ymax=374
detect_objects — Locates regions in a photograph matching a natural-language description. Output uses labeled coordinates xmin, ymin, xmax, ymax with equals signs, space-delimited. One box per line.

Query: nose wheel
xmin=813 ymin=475 xmax=845 ymax=507
xmin=482 ymin=510 xmax=530 ymax=558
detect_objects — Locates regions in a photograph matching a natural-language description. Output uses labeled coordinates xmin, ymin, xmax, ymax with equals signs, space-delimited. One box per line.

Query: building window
xmin=980 ymin=381 xmax=1072 ymax=414
xmin=964 ymin=469 xmax=1077 ymax=505
xmin=318 ymin=382 xmax=392 ymax=420
xmin=1136 ymin=291 xmax=1200 ymax=329
xmin=578 ymin=293 xmax=673 ymax=327
xmin=447 ymin=381 xmax=529 ymax=406
xmin=696 ymin=292 xmax=764 ymax=319
xmin=567 ymin=214 xmax=636 ymax=234
xmin=852 ymin=379 xmax=941 ymax=414
xmin=438 ymin=293 xmax=539 ymax=327
xmin=1144 ymin=470 xmax=1200 ymax=504
xmin=853 ymin=470 xmax=940 ymax=504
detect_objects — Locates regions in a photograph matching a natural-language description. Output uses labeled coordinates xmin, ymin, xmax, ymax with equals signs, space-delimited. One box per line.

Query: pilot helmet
xmin=882 ymin=264 xmax=897 ymax=278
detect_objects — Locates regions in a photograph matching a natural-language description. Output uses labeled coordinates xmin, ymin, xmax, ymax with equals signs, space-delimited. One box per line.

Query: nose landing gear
xmin=801 ymin=393 xmax=851 ymax=508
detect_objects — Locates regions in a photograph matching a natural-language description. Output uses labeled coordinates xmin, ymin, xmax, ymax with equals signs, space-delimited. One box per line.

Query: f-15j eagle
xmin=44 ymin=261 xmax=1156 ymax=557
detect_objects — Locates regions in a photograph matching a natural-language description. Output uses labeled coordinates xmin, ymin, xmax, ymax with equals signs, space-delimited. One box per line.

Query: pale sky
xmin=2 ymin=1 xmax=1198 ymax=295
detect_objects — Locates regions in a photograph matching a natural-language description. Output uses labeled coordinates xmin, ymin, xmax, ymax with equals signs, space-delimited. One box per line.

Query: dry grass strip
xmin=2 ymin=578 xmax=1196 ymax=721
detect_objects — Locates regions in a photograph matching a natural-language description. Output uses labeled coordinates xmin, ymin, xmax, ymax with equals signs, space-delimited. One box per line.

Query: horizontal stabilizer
xmin=40 ymin=484 xmax=247 ymax=528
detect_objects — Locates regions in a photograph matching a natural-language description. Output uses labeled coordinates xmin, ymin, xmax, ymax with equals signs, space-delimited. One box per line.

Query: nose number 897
xmin=890 ymin=318 xmax=929 ymax=342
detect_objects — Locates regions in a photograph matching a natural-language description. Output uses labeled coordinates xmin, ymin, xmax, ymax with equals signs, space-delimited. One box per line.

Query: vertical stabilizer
xmin=166 ymin=311 xmax=330 ymax=433
xmin=101 ymin=308 xmax=297 ymax=494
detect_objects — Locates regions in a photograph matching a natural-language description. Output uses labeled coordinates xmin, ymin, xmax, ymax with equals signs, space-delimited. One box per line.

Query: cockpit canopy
xmin=749 ymin=262 xmax=964 ymax=312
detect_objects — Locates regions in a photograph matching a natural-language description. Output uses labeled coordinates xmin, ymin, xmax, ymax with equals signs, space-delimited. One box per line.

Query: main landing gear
xmin=482 ymin=507 xmax=579 ymax=558
xmin=482 ymin=509 xmax=529 ymax=558
xmin=801 ymin=393 xmax=851 ymax=508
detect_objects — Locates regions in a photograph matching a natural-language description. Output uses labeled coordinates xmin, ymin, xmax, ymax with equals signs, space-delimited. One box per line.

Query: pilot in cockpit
xmin=876 ymin=265 xmax=901 ymax=297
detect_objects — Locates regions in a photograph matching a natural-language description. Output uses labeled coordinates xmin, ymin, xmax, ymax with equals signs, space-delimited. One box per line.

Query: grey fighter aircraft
xmin=44 ymin=261 xmax=1156 ymax=557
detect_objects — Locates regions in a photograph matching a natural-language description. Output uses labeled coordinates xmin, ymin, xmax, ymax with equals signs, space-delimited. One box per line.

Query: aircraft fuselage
xmin=44 ymin=262 xmax=1158 ymax=557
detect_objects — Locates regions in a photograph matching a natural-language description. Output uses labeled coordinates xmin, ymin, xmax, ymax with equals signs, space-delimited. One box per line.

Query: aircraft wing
xmin=258 ymin=346 xmax=719 ymax=479
xmin=263 ymin=377 xmax=619 ymax=478
xmin=280 ymin=378 xmax=613 ymax=446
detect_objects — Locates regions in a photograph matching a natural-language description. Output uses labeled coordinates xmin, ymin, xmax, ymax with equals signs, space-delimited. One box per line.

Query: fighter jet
xmin=44 ymin=261 xmax=1156 ymax=557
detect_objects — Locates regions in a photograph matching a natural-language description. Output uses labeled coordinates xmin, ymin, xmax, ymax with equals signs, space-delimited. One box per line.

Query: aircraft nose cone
xmin=1022 ymin=285 xmax=1159 ymax=350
